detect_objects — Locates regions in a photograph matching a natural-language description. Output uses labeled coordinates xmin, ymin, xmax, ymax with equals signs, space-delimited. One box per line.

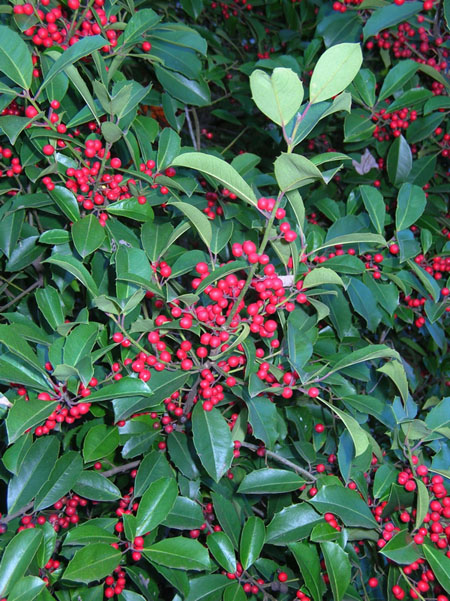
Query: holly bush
xmin=0 ymin=0 xmax=449 ymax=600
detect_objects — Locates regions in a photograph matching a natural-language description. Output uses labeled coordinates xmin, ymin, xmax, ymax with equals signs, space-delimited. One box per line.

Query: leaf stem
xmin=240 ymin=441 xmax=316 ymax=482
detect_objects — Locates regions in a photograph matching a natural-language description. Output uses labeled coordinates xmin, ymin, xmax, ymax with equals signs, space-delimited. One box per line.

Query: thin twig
xmin=184 ymin=107 xmax=199 ymax=150
xmin=102 ymin=460 xmax=140 ymax=478
xmin=240 ymin=442 xmax=316 ymax=482
xmin=0 ymin=276 xmax=43 ymax=311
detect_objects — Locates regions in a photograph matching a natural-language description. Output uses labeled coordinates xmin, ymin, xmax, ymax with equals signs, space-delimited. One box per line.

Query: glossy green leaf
xmin=250 ymin=67 xmax=303 ymax=126
xmin=185 ymin=575 xmax=230 ymax=601
xmin=423 ymin=544 xmax=450 ymax=593
xmin=40 ymin=36 xmax=107 ymax=91
xmin=309 ymin=485 xmax=377 ymax=528
xmin=360 ymin=185 xmax=385 ymax=234
xmin=170 ymin=201 xmax=212 ymax=247
xmin=8 ymin=576 xmax=45 ymax=601
xmin=155 ymin=66 xmax=210 ymax=106
xmin=35 ymin=286 xmax=65 ymax=329
xmin=363 ymin=3 xmax=422 ymax=40
xmin=63 ymin=543 xmax=121 ymax=584
xmin=172 ymin=152 xmax=258 ymax=207
xmin=7 ymin=436 xmax=59 ymax=514
xmin=0 ymin=25 xmax=33 ymax=89
xmin=0 ymin=529 xmax=43 ymax=597
xmin=289 ymin=542 xmax=325 ymax=601
xmin=49 ymin=186 xmax=80 ymax=222
xmin=34 ymin=451 xmax=83 ymax=510
xmin=163 ymin=497 xmax=204 ymax=530
xmin=309 ymin=43 xmax=363 ymax=103
xmin=143 ymin=537 xmax=211 ymax=570
xmin=208 ymin=531 xmax=236 ymax=573
xmin=275 ymin=153 xmax=324 ymax=191
xmin=380 ymin=530 xmax=421 ymax=564
xmin=83 ymin=425 xmax=119 ymax=463
xmin=72 ymin=215 xmax=105 ymax=258
xmin=44 ymin=254 xmax=98 ymax=296
xmin=238 ymin=468 xmax=304 ymax=494
xmin=6 ymin=397 xmax=58 ymax=445
xmin=240 ymin=517 xmax=265 ymax=569
xmin=266 ymin=503 xmax=322 ymax=545
xmin=136 ymin=477 xmax=178 ymax=536
xmin=321 ymin=542 xmax=351 ymax=601
xmin=72 ymin=471 xmax=121 ymax=501
xmin=395 ymin=183 xmax=427 ymax=231
xmin=192 ymin=403 xmax=233 ymax=482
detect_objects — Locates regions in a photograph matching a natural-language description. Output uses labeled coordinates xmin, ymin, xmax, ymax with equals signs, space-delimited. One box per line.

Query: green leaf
xmin=136 ymin=477 xmax=178 ymax=536
xmin=309 ymin=43 xmax=363 ymax=103
xmin=39 ymin=229 xmax=70 ymax=245
xmin=347 ymin=277 xmax=382 ymax=331
xmin=40 ymin=36 xmax=107 ymax=91
xmin=238 ymin=468 xmax=304 ymax=494
xmin=423 ymin=544 xmax=450 ymax=593
xmin=387 ymin=136 xmax=412 ymax=186
xmin=86 ymin=377 xmax=153 ymax=403
xmin=266 ymin=503 xmax=322 ymax=545
xmin=48 ymin=186 xmax=80 ymax=222
xmin=250 ymin=67 xmax=303 ymax=126
xmin=167 ymin=431 xmax=200 ymax=480
xmin=121 ymin=8 xmax=161 ymax=46
xmin=319 ymin=399 xmax=370 ymax=458
xmin=245 ymin=396 xmax=281 ymax=450
xmin=6 ymin=396 xmax=57 ymax=445
xmin=289 ymin=542 xmax=325 ymax=601
xmin=101 ymin=121 xmax=123 ymax=143
xmin=63 ymin=543 xmax=121 ymax=584
xmin=415 ymin=479 xmax=429 ymax=531
xmin=378 ymin=60 xmax=419 ymax=102
xmin=208 ymin=531 xmax=236 ymax=573
xmin=154 ymin=65 xmax=210 ymax=106
xmin=83 ymin=425 xmax=119 ymax=463
xmin=8 ymin=576 xmax=45 ymax=601
xmin=157 ymin=128 xmax=181 ymax=172
xmin=63 ymin=322 xmax=98 ymax=369
xmin=210 ymin=492 xmax=241 ymax=550
xmin=35 ymin=286 xmax=65 ymax=329
xmin=172 ymin=152 xmax=258 ymax=207
xmin=7 ymin=437 xmax=59 ymax=514
xmin=143 ymin=537 xmax=211 ymax=570
xmin=72 ymin=215 xmax=105 ymax=258
xmin=163 ymin=496 xmax=204 ymax=530
xmin=0 ymin=25 xmax=33 ymax=89
xmin=303 ymin=267 xmax=344 ymax=289
xmin=169 ymin=201 xmax=212 ymax=247
xmin=44 ymin=254 xmax=98 ymax=296
xmin=192 ymin=403 xmax=233 ymax=482
xmin=72 ymin=471 xmax=121 ymax=501
xmin=0 ymin=529 xmax=43 ymax=597
xmin=185 ymin=575 xmax=230 ymax=601
xmin=135 ymin=451 xmax=174 ymax=497
xmin=377 ymin=360 xmax=409 ymax=403
xmin=64 ymin=522 xmax=117 ymax=546
xmin=309 ymin=485 xmax=377 ymax=528
xmin=380 ymin=530 xmax=421 ymax=564
xmin=0 ymin=324 xmax=48 ymax=376
xmin=407 ymin=260 xmax=440 ymax=302
xmin=34 ymin=452 xmax=83 ymax=511
xmin=360 ymin=185 xmax=385 ymax=234
xmin=320 ymin=542 xmax=351 ymax=601
xmin=223 ymin=582 xmax=247 ymax=601
xmin=395 ymin=183 xmax=426 ymax=231
xmin=363 ymin=3 xmax=422 ymax=40
xmin=275 ymin=153 xmax=324 ymax=191
xmin=240 ymin=516 xmax=265 ymax=570
xmin=0 ymin=116 xmax=32 ymax=145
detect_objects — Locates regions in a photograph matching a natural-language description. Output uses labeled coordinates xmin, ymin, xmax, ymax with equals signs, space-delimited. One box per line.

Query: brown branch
xmin=0 ymin=276 xmax=43 ymax=311
xmin=241 ymin=441 xmax=316 ymax=482
xmin=101 ymin=460 xmax=140 ymax=478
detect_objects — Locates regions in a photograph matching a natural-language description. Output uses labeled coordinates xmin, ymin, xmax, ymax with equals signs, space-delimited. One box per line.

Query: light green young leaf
xmin=250 ymin=67 xmax=303 ymax=126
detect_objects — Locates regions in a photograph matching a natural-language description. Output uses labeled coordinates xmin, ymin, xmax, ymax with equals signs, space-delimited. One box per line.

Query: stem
xmin=287 ymin=102 xmax=311 ymax=153
xmin=184 ymin=107 xmax=199 ymax=150
xmin=107 ymin=314 xmax=148 ymax=354
xmin=0 ymin=276 xmax=43 ymax=311
xmin=223 ymin=190 xmax=285 ymax=328
xmin=240 ymin=442 xmax=316 ymax=482
xmin=220 ymin=126 xmax=249 ymax=155
xmin=102 ymin=460 xmax=140 ymax=478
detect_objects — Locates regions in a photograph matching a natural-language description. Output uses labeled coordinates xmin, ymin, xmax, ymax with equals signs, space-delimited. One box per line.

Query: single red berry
xmin=278 ymin=572 xmax=288 ymax=582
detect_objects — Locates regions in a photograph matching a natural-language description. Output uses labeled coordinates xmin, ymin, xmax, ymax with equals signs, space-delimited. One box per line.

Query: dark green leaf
xmin=240 ymin=517 xmax=265 ymax=570
xmin=72 ymin=215 xmax=105 ymax=257
xmin=83 ymin=425 xmax=119 ymax=463
xmin=72 ymin=471 xmax=121 ymax=501
xmin=34 ymin=451 xmax=83 ymax=511
xmin=266 ymin=503 xmax=322 ymax=545
xmin=289 ymin=542 xmax=325 ymax=601
xmin=0 ymin=529 xmax=43 ymax=597
xmin=238 ymin=468 xmax=304 ymax=494
xmin=63 ymin=543 xmax=121 ymax=584
xmin=0 ymin=25 xmax=33 ymax=89
xmin=309 ymin=485 xmax=377 ymax=528
xmin=192 ymin=403 xmax=233 ymax=482
xmin=321 ymin=542 xmax=351 ymax=601
xmin=208 ymin=531 xmax=236 ymax=572
xmin=6 ymin=397 xmax=58 ymax=445
xmin=143 ymin=537 xmax=211 ymax=570
xmin=136 ymin=477 xmax=178 ymax=535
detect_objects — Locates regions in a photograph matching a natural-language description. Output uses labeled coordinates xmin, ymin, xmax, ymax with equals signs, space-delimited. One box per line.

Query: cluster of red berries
xmin=372 ymin=106 xmax=417 ymax=141
xmin=0 ymin=147 xmax=22 ymax=179
xmin=103 ymin=568 xmax=127 ymax=598
xmin=366 ymin=20 xmax=448 ymax=71
xmin=332 ymin=0 xmax=363 ymax=13
xmin=210 ymin=0 xmax=253 ymax=20
xmin=15 ymin=0 xmax=120 ymax=52
xmin=197 ymin=182 xmax=238 ymax=219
